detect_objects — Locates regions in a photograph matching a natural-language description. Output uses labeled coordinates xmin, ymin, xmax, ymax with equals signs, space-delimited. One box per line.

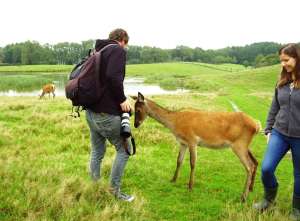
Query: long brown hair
xmin=277 ymin=43 xmax=300 ymax=88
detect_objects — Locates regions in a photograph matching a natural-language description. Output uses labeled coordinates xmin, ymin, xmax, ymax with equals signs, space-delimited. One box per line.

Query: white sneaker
xmin=114 ymin=191 xmax=135 ymax=202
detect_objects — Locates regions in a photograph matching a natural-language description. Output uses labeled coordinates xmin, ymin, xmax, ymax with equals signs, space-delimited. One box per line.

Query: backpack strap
xmin=69 ymin=106 xmax=84 ymax=118
xmin=95 ymin=43 xmax=118 ymax=81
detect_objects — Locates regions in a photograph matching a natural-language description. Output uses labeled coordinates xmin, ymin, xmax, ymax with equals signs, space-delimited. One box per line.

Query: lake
xmin=0 ymin=73 xmax=188 ymax=97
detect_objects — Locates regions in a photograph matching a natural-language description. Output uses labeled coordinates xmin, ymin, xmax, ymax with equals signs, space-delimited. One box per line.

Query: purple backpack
xmin=65 ymin=44 xmax=116 ymax=117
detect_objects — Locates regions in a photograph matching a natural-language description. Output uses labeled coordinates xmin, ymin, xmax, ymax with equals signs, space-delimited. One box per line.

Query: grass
xmin=0 ymin=73 xmax=68 ymax=91
xmin=0 ymin=65 xmax=72 ymax=72
xmin=0 ymin=62 xmax=295 ymax=221
xmin=0 ymin=62 xmax=245 ymax=73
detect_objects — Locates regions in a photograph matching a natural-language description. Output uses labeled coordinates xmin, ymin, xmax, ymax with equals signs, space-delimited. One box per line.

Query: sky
xmin=1 ymin=0 xmax=299 ymax=50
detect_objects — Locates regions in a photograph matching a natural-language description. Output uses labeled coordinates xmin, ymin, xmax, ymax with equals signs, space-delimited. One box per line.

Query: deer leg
xmin=171 ymin=144 xmax=187 ymax=183
xmin=248 ymin=150 xmax=258 ymax=192
xmin=52 ymin=92 xmax=55 ymax=98
xmin=188 ymin=146 xmax=197 ymax=190
xmin=40 ymin=92 xmax=45 ymax=99
xmin=232 ymin=145 xmax=254 ymax=202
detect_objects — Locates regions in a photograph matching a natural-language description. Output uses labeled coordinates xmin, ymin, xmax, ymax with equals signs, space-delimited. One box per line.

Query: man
xmin=85 ymin=28 xmax=134 ymax=202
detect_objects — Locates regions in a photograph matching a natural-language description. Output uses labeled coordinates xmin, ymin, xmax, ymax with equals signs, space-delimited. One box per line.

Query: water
xmin=124 ymin=78 xmax=187 ymax=96
xmin=0 ymin=73 xmax=188 ymax=97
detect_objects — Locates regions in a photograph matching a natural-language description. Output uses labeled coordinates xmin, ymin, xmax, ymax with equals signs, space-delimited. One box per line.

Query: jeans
xmin=85 ymin=109 xmax=130 ymax=190
xmin=261 ymin=129 xmax=300 ymax=197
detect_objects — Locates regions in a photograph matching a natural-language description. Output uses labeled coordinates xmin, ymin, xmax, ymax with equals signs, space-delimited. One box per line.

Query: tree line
xmin=0 ymin=40 xmax=290 ymax=67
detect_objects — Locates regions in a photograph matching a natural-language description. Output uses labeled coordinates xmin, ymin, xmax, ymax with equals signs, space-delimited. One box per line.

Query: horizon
xmin=0 ymin=40 xmax=290 ymax=51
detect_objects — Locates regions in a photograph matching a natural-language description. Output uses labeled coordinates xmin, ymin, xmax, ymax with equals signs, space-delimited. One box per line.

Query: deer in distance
xmin=39 ymin=83 xmax=56 ymax=99
xmin=132 ymin=92 xmax=261 ymax=202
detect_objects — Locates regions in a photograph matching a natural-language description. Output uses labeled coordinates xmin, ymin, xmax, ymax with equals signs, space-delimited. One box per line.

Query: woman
xmin=253 ymin=43 xmax=300 ymax=220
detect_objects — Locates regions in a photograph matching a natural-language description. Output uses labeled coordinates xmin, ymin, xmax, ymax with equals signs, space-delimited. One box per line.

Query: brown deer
xmin=132 ymin=92 xmax=260 ymax=202
xmin=39 ymin=83 xmax=55 ymax=99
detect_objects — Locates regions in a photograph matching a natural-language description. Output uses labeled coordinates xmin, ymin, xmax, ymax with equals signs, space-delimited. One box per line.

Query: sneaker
xmin=290 ymin=208 xmax=300 ymax=221
xmin=115 ymin=191 xmax=135 ymax=202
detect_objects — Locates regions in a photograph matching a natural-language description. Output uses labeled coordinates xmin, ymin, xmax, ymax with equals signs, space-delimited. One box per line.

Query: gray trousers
xmin=85 ymin=109 xmax=130 ymax=190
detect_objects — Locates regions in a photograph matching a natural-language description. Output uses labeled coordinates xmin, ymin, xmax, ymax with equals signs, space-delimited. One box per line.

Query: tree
xmin=171 ymin=46 xmax=194 ymax=61
xmin=0 ymin=48 xmax=3 ymax=63
xmin=192 ymin=47 xmax=205 ymax=62
xmin=255 ymin=53 xmax=279 ymax=67
xmin=213 ymin=55 xmax=236 ymax=64
xmin=20 ymin=41 xmax=43 ymax=64
xmin=41 ymin=44 xmax=56 ymax=64
xmin=0 ymin=40 xmax=285 ymax=66
xmin=81 ymin=40 xmax=94 ymax=56
xmin=139 ymin=47 xmax=170 ymax=64
xmin=127 ymin=45 xmax=142 ymax=64
xmin=3 ymin=43 xmax=22 ymax=64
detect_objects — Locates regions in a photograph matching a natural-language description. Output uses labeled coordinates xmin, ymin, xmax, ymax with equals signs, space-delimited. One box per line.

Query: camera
xmin=120 ymin=112 xmax=131 ymax=138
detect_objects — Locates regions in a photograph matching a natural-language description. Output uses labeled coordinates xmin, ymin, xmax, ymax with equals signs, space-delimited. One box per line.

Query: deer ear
xmin=130 ymin=96 xmax=137 ymax=100
xmin=138 ymin=92 xmax=144 ymax=102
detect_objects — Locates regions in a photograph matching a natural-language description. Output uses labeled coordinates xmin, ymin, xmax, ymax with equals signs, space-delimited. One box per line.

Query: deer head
xmin=131 ymin=92 xmax=147 ymax=128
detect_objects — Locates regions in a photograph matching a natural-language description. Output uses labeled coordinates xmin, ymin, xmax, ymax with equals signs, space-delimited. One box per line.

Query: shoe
xmin=290 ymin=196 xmax=300 ymax=221
xmin=253 ymin=186 xmax=278 ymax=212
xmin=115 ymin=191 xmax=135 ymax=202
xmin=290 ymin=208 xmax=300 ymax=221
xmin=110 ymin=188 xmax=135 ymax=202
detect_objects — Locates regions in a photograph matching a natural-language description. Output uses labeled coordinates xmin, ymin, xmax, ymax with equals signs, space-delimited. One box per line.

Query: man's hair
xmin=277 ymin=43 xmax=300 ymax=88
xmin=109 ymin=28 xmax=129 ymax=44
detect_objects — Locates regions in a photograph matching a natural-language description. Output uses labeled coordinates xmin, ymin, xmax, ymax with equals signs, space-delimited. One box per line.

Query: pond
xmin=0 ymin=73 xmax=188 ymax=97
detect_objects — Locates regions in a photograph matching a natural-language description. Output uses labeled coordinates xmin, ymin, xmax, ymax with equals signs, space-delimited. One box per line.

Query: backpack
xmin=65 ymin=44 xmax=116 ymax=117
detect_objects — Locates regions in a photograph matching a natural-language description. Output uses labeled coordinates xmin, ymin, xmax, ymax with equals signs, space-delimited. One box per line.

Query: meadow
xmin=0 ymin=62 xmax=296 ymax=221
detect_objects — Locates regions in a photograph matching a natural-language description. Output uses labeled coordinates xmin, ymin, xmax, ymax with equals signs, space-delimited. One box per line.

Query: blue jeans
xmin=85 ymin=109 xmax=130 ymax=190
xmin=261 ymin=129 xmax=300 ymax=197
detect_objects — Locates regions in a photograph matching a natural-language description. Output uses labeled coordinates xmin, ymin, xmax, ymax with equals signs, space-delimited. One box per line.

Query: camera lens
xmin=121 ymin=112 xmax=131 ymax=138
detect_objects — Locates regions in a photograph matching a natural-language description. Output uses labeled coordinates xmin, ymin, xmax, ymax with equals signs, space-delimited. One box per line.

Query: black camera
xmin=120 ymin=112 xmax=131 ymax=138
xmin=120 ymin=111 xmax=136 ymax=156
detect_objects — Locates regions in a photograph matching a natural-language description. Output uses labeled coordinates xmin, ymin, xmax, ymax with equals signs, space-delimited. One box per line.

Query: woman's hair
xmin=108 ymin=28 xmax=129 ymax=44
xmin=277 ymin=43 xmax=300 ymax=88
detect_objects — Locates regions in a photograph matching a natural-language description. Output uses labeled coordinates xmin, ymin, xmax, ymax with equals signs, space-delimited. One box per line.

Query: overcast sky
xmin=1 ymin=0 xmax=299 ymax=49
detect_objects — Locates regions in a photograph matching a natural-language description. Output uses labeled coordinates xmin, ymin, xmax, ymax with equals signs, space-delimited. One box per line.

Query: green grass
xmin=0 ymin=73 xmax=68 ymax=91
xmin=0 ymin=64 xmax=73 ymax=72
xmin=0 ymin=62 xmax=246 ymax=73
xmin=0 ymin=63 xmax=295 ymax=221
xmin=187 ymin=62 xmax=249 ymax=72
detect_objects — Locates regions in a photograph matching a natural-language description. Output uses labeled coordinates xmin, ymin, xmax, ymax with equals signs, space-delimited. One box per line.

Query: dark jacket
xmin=89 ymin=39 xmax=127 ymax=115
xmin=265 ymin=83 xmax=300 ymax=138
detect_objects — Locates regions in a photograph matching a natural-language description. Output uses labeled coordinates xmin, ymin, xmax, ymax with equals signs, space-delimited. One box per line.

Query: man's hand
xmin=120 ymin=99 xmax=131 ymax=113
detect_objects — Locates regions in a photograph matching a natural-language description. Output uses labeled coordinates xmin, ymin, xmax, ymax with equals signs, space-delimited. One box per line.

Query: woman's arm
xmin=264 ymin=88 xmax=280 ymax=135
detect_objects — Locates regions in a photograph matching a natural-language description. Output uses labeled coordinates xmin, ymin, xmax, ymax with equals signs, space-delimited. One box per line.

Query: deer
xmin=39 ymin=83 xmax=55 ymax=99
xmin=132 ymin=92 xmax=261 ymax=202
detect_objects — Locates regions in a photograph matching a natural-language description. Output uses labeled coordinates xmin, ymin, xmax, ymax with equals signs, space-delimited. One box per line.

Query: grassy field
xmin=0 ymin=65 xmax=72 ymax=73
xmin=0 ymin=62 xmax=295 ymax=221
xmin=0 ymin=62 xmax=246 ymax=73
xmin=0 ymin=73 xmax=68 ymax=92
